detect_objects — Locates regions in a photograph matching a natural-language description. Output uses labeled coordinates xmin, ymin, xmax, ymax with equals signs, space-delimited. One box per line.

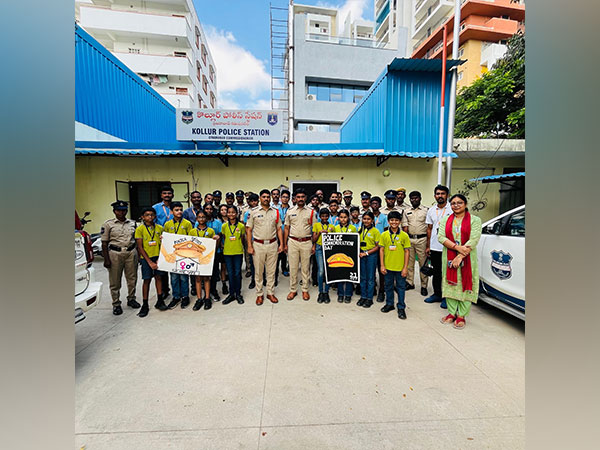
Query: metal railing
xmin=306 ymin=33 xmax=389 ymax=49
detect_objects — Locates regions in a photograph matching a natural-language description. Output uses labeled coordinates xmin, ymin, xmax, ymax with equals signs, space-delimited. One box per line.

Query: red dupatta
xmin=445 ymin=212 xmax=473 ymax=292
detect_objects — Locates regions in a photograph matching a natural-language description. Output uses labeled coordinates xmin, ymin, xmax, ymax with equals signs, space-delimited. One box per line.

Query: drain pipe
xmin=445 ymin=0 xmax=462 ymax=190
xmin=437 ymin=25 xmax=448 ymax=185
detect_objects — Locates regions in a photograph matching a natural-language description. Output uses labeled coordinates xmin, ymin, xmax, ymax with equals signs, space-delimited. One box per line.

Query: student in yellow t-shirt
xmin=188 ymin=210 xmax=219 ymax=311
xmin=134 ymin=207 xmax=166 ymax=317
xmin=221 ymin=205 xmax=246 ymax=305
xmin=379 ymin=210 xmax=411 ymax=319
xmin=334 ymin=209 xmax=358 ymax=304
xmin=357 ymin=211 xmax=381 ymax=308
xmin=312 ymin=208 xmax=336 ymax=304
xmin=163 ymin=201 xmax=194 ymax=310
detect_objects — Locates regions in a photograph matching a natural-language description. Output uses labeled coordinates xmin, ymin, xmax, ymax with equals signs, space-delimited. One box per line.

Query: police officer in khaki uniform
xmin=396 ymin=187 xmax=408 ymax=212
xmin=283 ymin=188 xmax=315 ymax=301
xmin=402 ymin=191 xmax=430 ymax=296
xmin=101 ymin=201 xmax=140 ymax=315
xmin=381 ymin=189 xmax=401 ymax=215
xmin=246 ymin=189 xmax=283 ymax=305
xmin=359 ymin=191 xmax=372 ymax=215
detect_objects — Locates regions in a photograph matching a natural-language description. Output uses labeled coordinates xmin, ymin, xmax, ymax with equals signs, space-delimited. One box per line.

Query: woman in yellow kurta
xmin=437 ymin=194 xmax=482 ymax=329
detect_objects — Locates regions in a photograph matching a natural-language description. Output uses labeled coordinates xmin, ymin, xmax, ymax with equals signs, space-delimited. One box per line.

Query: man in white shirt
xmin=425 ymin=185 xmax=453 ymax=308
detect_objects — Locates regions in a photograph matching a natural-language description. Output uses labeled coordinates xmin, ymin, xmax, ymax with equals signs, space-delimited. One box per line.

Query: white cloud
xmin=317 ymin=0 xmax=369 ymax=33
xmin=205 ymin=26 xmax=271 ymax=101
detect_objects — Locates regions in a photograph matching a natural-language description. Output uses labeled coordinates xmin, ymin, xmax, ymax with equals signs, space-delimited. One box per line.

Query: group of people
xmin=100 ymin=184 xmax=482 ymax=329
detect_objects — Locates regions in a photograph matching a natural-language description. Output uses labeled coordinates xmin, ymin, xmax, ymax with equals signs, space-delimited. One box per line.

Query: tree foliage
xmin=455 ymin=32 xmax=525 ymax=138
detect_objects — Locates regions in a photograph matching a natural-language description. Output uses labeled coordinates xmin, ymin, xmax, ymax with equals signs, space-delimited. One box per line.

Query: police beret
xmin=343 ymin=190 xmax=353 ymax=196
xmin=225 ymin=192 xmax=234 ymax=198
xmin=235 ymin=190 xmax=244 ymax=196
xmin=396 ymin=187 xmax=406 ymax=193
xmin=360 ymin=191 xmax=371 ymax=199
xmin=111 ymin=200 xmax=128 ymax=210
xmin=213 ymin=190 xmax=222 ymax=196
xmin=384 ymin=189 xmax=397 ymax=198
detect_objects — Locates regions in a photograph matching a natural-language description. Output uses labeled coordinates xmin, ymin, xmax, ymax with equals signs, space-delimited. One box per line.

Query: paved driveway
xmin=76 ymin=259 xmax=524 ymax=449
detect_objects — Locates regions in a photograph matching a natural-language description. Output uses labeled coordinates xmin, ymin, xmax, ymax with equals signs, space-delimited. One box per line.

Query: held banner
xmin=322 ymin=233 xmax=360 ymax=284
xmin=176 ymin=109 xmax=283 ymax=142
xmin=157 ymin=232 xmax=216 ymax=276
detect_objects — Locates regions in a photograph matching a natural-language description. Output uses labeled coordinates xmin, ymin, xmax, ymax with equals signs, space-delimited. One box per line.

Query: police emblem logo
xmin=267 ymin=113 xmax=278 ymax=126
xmin=490 ymin=250 xmax=513 ymax=280
xmin=181 ymin=110 xmax=193 ymax=124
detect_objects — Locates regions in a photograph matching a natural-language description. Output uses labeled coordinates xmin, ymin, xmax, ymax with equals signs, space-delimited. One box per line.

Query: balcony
xmin=305 ymin=33 xmax=386 ymax=49
xmin=160 ymin=91 xmax=194 ymax=108
xmin=480 ymin=42 xmax=507 ymax=69
xmin=413 ymin=0 xmax=454 ymax=40
xmin=375 ymin=0 xmax=390 ymax=34
xmin=79 ymin=5 xmax=193 ymax=46
xmin=114 ymin=52 xmax=195 ymax=81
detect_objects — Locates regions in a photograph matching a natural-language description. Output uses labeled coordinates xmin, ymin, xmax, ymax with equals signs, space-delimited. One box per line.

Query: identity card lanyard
xmin=174 ymin=221 xmax=182 ymax=234
xmin=162 ymin=204 xmax=172 ymax=221
xmin=228 ymin=222 xmax=238 ymax=239
xmin=144 ymin=225 xmax=156 ymax=241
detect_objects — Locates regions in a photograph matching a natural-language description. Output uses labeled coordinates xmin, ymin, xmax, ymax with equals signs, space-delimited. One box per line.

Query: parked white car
xmin=477 ymin=205 xmax=525 ymax=320
xmin=75 ymin=230 xmax=102 ymax=323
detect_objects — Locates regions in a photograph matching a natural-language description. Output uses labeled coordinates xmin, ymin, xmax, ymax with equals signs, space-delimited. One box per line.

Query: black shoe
xmin=398 ymin=309 xmax=407 ymax=320
xmin=113 ymin=305 xmax=123 ymax=315
xmin=323 ymin=293 xmax=331 ymax=304
xmin=154 ymin=298 xmax=168 ymax=311
xmin=405 ymin=284 xmax=415 ymax=291
xmin=337 ymin=296 xmax=344 ymax=303
xmin=317 ymin=293 xmax=324 ymax=304
xmin=357 ymin=298 xmax=365 ymax=307
xmin=245 ymin=271 xmax=252 ymax=278
xmin=211 ymin=290 xmax=221 ymax=302
xmin=363 ymin=299 xmax=373 ymax=308
xmin=312 ymin=280 xmax=318 ymax=287
xmin=376 ymin=292 xmax=385 ymax=303
xmin=222 ymin=294 xmax=235 ymax=305
xmin=204 ymin=297 xmax=212 ymax=310
xmin=137 ymin=304 xmax=149 ymax=318
xmin=193 ymin=298 xmax=205 ymax=311
xmin=181 ymin=296 xmax=190 ymax=309
xmin=127 ymin=299 xmax=141 ymax=309
xmin=381 ymin=304 xmax=394 ymax=313
xmin=248 ymin=280 xmax=256 ymax=290
xmin=344 ymin=296 xmax=352 ymax=304
xmin=237 ymin=294 xmax=245 ymax=305
xmin=421 ymin=287 xmax=428 ymax=296
xmin=167 ymin=298 xmax=181 ymax=309
xmin=222 ymin=283 xmax=229 ymax=295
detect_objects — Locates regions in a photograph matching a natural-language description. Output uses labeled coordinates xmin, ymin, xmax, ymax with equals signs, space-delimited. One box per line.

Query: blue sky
xmin=193 ymin=0 xmax=375 ymax=109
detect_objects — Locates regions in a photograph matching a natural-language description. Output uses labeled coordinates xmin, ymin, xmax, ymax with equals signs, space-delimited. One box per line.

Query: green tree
xmin=455 ymin=32 xmax=525 ymax=138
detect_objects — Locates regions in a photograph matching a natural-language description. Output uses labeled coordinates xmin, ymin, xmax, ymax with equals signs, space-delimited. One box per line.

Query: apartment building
xmin=75 ymin=0 xmax=217 ymax=109
xmin=290 ymin=3 xmax=405 ymax=143
xmin=411 ymin=0 xmax=525 ymax=89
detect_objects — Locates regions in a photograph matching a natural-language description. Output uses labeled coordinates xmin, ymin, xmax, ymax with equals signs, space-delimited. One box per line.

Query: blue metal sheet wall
xmin=340 ymin=65 xmax=453 ymax=155
xmin=75 ymin=25 xmax=176 ymax=143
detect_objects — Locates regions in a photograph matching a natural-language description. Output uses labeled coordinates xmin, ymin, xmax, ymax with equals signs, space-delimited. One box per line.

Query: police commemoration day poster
xmin=322 ymin=233 xmax=360 ymax=284
xmin=158 ymin=233 xmax=216 ymax=276
xmin=176 ymin=109 xmax=284 ymax=142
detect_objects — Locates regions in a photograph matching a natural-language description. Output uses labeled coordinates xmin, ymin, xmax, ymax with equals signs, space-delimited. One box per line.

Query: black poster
xmin=322 ymin=233 xmax=360 ymax=284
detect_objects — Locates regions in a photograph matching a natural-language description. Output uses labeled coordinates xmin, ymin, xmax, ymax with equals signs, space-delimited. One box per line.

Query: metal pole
xmin=437 ymin=26 xmax=448 ymax=185
xmin=445 ymin=0 xmax=462 ymax=190
xmin=287 ymin=0 xmax=294 ymax=143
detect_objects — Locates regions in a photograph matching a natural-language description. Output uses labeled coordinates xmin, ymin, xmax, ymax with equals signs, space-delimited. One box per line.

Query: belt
xmin=254 ymin=238 xmax=277 ymax=244
xmin=409 ymin=234 xmax=427 ymax=239
xmin=109 ymin=244 xmax=136 ymax=252
xmin=289 ymin=236 xmax=312 ymax=242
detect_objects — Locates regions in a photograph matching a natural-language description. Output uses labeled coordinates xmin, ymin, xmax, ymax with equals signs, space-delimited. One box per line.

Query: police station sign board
xmin=176 ymin=109 xmax=283 ymax=142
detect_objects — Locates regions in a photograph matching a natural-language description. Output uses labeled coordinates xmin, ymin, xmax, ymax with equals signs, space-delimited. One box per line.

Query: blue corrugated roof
xmin=471 ymin=172 xmax=525 ymax=182
xmin=340 ymin=57 xmax=464 ymax=156
xmin=75 ymin=24 xmax=175 ymax=142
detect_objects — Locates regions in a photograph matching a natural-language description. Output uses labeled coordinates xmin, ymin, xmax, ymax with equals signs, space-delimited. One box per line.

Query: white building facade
xmin=76 ymin=0 xmax=217 ymax=109
xmin=289 ymin=4 xmax=405 ymax=143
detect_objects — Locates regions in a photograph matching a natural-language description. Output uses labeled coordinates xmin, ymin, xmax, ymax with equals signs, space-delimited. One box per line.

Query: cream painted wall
xmin=76 ymin=156 xmax=440 ymax=233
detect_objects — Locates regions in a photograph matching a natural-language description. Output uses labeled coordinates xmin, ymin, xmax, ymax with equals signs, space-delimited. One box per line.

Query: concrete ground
xmin=76 ymin=258 xmax=524 ymax=449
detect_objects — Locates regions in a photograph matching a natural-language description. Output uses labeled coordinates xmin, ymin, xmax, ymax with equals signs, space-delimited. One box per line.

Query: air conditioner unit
xmin=306 ymin=94 xmax=316 ymax=101
xmin=308 ymin=125 xmax=316 ymax=131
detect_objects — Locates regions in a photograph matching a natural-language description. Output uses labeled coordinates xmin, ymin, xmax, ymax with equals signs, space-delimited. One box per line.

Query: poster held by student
xmin=322 ymin=233 xmax=360 ymax=284
xmin=158 ymin=232 xmax=216 ymax=276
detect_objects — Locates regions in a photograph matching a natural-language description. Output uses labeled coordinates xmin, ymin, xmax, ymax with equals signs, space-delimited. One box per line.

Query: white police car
xmin=477 ymin=205 xmax=525 ymax=320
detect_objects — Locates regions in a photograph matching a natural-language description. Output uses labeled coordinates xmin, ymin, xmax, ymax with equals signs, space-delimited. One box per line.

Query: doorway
xmin=115 ymin=181 xmax=189 ymax=221
xmin=289 ymin=181 xmax=339 ymax=202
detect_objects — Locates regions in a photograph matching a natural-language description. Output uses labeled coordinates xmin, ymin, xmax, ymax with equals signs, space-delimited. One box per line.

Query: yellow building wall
xmin=76 ymin=156 xmax=442 ymax=233
xmin=456 ymin=40 xmax=489 ymax=90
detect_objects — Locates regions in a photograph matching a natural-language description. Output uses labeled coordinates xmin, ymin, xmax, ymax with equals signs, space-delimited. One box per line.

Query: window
xmin=306 ymin=81 xmax=370 ymax=103
xmin=202 ymin=75 xmax=208 ymax=94
xmin=195 ymin=26 xmax=200 ymax=49
xmin=297 ymin=122 xmax=341 ymax=132
xmin=457 ymin=71 xmax=463 ymax=81
xmin=128 ymin=47 xmax=140 ymax=54
xmin=483 ymin=219 xmax=504 ymax=235
xmin=210 ymin=92 xmax=216 ymax=108
xmin=176 ymin=87 xmax=188 ymax=95
xmin=501 ymin=14 xmax=510 ymax=20
xmin=196 ymin=61 xmax=201 ymax=81
xmin=458 ymin=47 xmax=465 ymax=58
xmin=329 ymin=84 xmax=342 ymax=102
xmin=342 ymin=85 xmax=354 ymax=103
xmin=174 ymin=51 xmax=187 ymax=58
xmin=201 ymin=43 xmax=207 ymax=65
xmin=506 ymin=210 xmax=525 ymax=237
xmin=198 ymin=94 xmax=202 ymax=107
xmin=209 ymin=65 xmax=215 ymax=83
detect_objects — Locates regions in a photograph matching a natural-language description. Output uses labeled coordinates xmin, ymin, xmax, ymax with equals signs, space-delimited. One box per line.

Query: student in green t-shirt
xmin=357 ymin=211 xmax=381 ymax=308
xmin=379 ymin=210 xmax=411 ymax=320
xmin=134 ymin=207 xmax=166 ymax=317
xmin=221 ymin=205 xmax=246 ymax=305
xmin=312 ymin=208 xmax=336 ymax=304
xmin=188 ymin=210 xmax=219 ymax=311
xmin=334 ymin=209 xmax=358 ymax=304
